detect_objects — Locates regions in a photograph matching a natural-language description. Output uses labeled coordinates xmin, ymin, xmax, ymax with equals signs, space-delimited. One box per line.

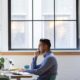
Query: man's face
xmin=38 ymin=42 xmax=48 ymax=53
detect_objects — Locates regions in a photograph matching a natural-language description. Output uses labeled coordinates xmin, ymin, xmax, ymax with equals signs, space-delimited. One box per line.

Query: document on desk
xmin=18 ymin=72 xmax=32 ymax=76
xmin=4 ymin=71 xmax=33 ymax=80
xmin=10 ymin=71 xmax=32 ymax=76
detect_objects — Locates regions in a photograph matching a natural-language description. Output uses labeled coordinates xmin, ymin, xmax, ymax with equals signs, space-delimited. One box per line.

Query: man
xmin=25 ymin=39 xmax=58 ymax=80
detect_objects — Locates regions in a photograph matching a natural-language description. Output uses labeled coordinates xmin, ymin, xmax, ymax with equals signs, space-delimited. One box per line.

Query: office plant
xmin=0 ymin=57 xmax=5 ymax=69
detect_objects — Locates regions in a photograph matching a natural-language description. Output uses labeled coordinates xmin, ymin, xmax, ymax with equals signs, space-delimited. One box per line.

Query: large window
xmin=8 ymin=0 xmax=78 ymax=50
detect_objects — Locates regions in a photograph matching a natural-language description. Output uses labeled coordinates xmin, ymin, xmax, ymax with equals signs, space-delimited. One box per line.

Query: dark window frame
xmin=8 ymin=0 xmax=79 ymax=50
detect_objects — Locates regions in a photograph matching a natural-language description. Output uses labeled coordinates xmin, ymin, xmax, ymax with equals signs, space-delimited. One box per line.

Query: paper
xmin=10 ymin=71 xmax=32 ymax=76
xmin=18 ymin=72 xmax=31 ymax=76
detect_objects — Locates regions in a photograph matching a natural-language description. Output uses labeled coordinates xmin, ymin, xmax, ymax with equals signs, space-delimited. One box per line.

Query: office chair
xmin=50 ymin=75 xmax=56 ymax=80
xmin=33 ymin=75 xmax=56 ymax=80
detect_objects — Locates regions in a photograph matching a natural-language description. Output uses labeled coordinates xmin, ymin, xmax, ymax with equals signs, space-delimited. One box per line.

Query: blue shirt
xmin=27 ymin=51 xmax=58 ymax=80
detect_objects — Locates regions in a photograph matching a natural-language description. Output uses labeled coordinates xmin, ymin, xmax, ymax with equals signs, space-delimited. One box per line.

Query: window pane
xmin=11 ymin=0 xmax=32 ymax=20
xmin=33 ymin=21 xmax=54 ymax=48
xmin=11 ymin=21 xmax=32 ymax=49
xmin=55 ymin=21 xmax=76 ymax=49
xmin=55 ymin=0 xmax=76 ymax=20
xmin=33 ymin=0 xmax=54 ymax=20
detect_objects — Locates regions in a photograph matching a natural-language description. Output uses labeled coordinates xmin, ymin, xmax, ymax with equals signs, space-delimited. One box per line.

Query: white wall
xmin=0 ymin=0 xmax=8 ymax=51
xmin=0 ymin=0 xmax=2 ymax=50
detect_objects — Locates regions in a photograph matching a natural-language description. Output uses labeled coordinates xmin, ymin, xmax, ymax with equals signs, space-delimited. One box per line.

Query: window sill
xmin=0 ymin=50 xmax=80 ymax=55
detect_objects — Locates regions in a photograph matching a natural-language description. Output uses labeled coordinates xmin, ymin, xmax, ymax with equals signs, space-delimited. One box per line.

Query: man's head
xmin=38 ymin=39 xmax=51 ymax=53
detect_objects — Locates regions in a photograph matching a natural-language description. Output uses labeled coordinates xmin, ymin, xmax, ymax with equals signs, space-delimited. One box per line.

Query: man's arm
xmin=27 ymin=57 xmax=53 ymax=75
xmin=31 ymin=57 xmax=41 ymax=69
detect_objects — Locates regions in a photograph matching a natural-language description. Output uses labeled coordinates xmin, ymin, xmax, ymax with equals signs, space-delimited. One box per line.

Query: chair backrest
xmin=50 ymin=75 xmax=56 ymax=80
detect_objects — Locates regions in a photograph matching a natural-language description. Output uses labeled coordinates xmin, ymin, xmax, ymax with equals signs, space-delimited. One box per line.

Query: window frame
xmin=8 ymin=0 xmax=79 ymax=50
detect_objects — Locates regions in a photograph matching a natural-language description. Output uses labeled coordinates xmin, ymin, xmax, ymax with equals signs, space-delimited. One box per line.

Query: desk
xmin=4 ymin=71 xmax=33 ymax=80
xmin=10 ymin=74 xmax=32 ymax=80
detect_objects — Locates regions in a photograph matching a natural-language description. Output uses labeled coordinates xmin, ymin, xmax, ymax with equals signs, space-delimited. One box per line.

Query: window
xmin=8 ymin=0 xmax=78 ymax=50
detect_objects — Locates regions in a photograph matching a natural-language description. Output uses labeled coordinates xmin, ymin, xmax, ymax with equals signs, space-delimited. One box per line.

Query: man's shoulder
xmin=46 ymin=53 xmax=56 ymax=60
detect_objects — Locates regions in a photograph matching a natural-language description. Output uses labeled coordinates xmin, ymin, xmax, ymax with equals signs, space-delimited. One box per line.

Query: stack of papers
xmin=10 ymin=71 xmax=32 ymax=76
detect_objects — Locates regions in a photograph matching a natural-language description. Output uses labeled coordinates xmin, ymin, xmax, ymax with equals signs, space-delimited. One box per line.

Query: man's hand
xmin=34 ymin=51 xmax=40 ymax=57
xmin=19 ymin=68 xmax=26 ymax=72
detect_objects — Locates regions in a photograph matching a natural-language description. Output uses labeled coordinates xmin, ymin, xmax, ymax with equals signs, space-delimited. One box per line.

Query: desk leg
xmin=16 ymin=78 xmax=21 ymax=80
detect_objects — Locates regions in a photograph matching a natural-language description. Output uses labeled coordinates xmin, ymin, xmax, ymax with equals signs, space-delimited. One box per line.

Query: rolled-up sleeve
xmin=27 ymin=57 xmax=53 ymax=75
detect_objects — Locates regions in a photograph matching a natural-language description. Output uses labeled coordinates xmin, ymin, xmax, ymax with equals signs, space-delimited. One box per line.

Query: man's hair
xmin=40 ymin=39 xmax=51 ymax=49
